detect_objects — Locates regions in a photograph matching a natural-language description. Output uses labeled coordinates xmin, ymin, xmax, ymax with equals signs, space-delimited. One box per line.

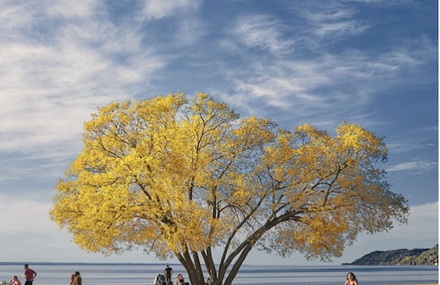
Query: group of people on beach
xmin=6 ymin=264 xmax=359 ymax=285
xmin=156 ymin=265 xmax=210 ymax=285
xmin=163 ymin=265 xmax=211 ymax=285
xmin=165 ymin=264 xmax=358 ymax=285
xmin=163 ymin=265 xmax=190 ymax=285
xmin=5 ymin=264 xmax=82 ymax=285
xmin=7 ymin=264 xmax=37 ymax=285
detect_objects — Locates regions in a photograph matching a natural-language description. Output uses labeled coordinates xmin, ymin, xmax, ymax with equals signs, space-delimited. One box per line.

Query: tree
xmin=50 ymin=92 xmax=409 ymax=285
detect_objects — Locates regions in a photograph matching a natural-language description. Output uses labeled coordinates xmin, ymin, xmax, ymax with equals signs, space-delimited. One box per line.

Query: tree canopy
xmin=50 ymin=92 xmax=409 ymax=285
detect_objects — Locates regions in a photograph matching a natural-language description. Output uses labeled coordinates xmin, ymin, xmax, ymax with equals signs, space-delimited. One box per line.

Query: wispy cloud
xmin=0 ymin=1 xmax=166 ymax=158
xmin=291 ymin=1 xmax=371 ymax=40
xmin=45 ymin=0 xmax=97 ymax=19
xmin=141 ymin=0 xmax=201 ymax=20
xmin=217 ymin=1 xmax=436 ymax=127
xmin=232 ymin=14 xmax=295 ymax=54
xmin=140 ymin=0 xmax=204 ymax=46
xmin=314 ymin=21 xmax=370 ymax=38
xmin=387 ymin=140 xmax=437 ymax=154
xmin=303 ymin=10 xmax=369 ymax=39
xmin=0 ymin=0 xmax=435 ymax=266
xmin=0 ymin=1 xmax=211 ymax=188
xmin=221 ymin=41 xmax=434 ymax=124
xmin=387 ymin=161 xmax=437 ymax=172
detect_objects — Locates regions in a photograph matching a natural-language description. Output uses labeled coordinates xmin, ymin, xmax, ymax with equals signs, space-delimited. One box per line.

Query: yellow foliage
xmin=50 ymin=92 xmax=408 ymax=277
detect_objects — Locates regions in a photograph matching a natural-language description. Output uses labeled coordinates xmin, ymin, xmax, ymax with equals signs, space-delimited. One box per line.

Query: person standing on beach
xmin=23 ymin=264 xmax=37 ymax=285
xmin=70 ymin=273 xmax=76 ymax=285
xmin=71 ymin=272 xmax=82 ymax=285
xmin=164 ymin=265 xmax=173 ymax=285
xmin=344 ymin=272 xmax=358 ymax=285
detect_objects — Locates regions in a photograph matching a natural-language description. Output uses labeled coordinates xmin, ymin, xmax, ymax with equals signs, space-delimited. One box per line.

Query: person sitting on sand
xmin=9 ymin=276 xmax=21 ymax=285
xmin=175 ymin=273 xmax=186 ymax=285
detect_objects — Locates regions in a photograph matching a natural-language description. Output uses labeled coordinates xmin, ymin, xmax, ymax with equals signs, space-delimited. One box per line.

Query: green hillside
xmin=344 ymin=244 xmax=438 ymax=265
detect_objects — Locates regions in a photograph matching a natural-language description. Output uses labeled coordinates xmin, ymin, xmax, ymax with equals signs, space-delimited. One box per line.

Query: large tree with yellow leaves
xmin=50 ymin=93 xmax=408 ymax=285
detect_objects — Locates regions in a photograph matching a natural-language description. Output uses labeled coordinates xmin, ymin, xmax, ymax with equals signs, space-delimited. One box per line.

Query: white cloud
xmin=387 ymin=161 xmax=437 ymax=172
xmin=225 ymin=2 xmax=432 ymax=122
xmin=387 ymin=133 xmax=438 ymax=154
xmin=44 ymin=0 xmax=97 ymax=19
xmin=0 ymin=0 xmax=435 ymax=266
xmin=0 ymin=1 xmax=36 ymax=33
xmin=301 ymin=5 xmax=356 ymax=22
xmin=292 ymin=1 xmax=371 ymax=39
xmin=142 ymin=0 xmax=201 ymax=20
xmin=315 ymin=21 xmax=370 ymax=38
xmin=232 ymin=14 xmax=295 ymax=54
xmin=221 ymin=26 xmax=436 ymax=126
xmin=0 ymin=1 xmax=166 ymax=158
xmin=223 ymin=51 xmax=382 ymax=119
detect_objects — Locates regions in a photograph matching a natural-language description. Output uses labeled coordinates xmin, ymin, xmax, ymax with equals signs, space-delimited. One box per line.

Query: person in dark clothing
xmin=164 ymin=265 xmax=173 ymax=285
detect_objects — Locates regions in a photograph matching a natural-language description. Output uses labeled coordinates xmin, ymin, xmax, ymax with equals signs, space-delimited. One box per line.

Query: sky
xmin=0 ymin=0 xmax=437 ymax=266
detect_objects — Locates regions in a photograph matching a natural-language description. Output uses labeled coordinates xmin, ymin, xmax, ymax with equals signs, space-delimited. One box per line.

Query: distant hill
xmin=343 ymin=244 xmax=438 ymax=265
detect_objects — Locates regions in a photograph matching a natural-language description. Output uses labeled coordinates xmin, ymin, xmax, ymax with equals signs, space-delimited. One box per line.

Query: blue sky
xmin=0 ymin=0 xmax=437 ymax=265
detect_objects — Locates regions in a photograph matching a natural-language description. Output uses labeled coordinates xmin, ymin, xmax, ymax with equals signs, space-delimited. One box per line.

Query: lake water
xmin=0 ymin=263 xmax=437 ymax=285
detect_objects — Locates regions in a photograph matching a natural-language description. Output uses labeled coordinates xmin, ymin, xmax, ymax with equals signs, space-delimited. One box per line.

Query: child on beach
xmin=9 ymin=276 xmax=21 ymax=285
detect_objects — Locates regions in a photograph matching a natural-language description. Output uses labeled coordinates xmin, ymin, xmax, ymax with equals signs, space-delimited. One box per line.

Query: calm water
xmin=0 ymin=263 xmax=437 ymax=285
